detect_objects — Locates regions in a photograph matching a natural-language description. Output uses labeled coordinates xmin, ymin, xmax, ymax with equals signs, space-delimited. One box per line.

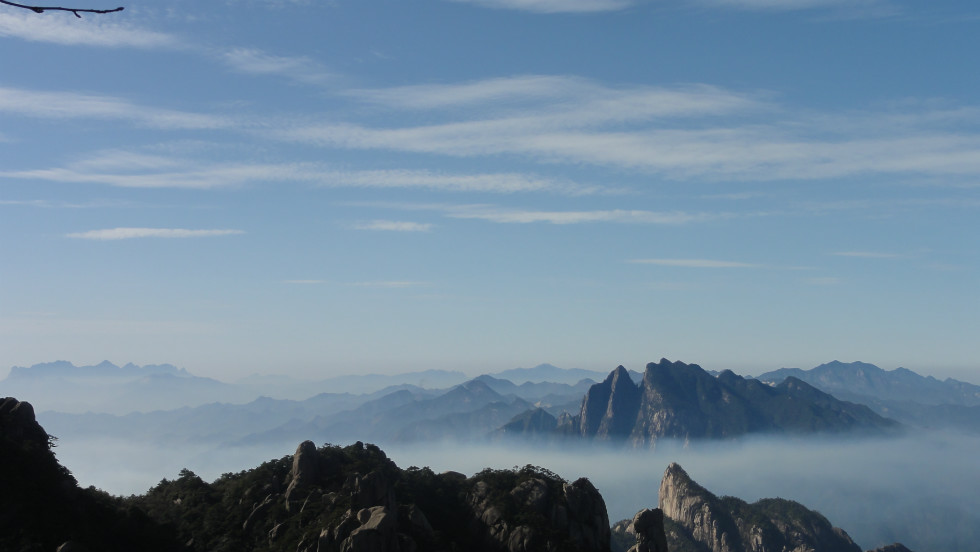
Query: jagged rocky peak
xmin=658 ymin=462 xmax=865 ymax=552
xmin=580 ymin=364 xmax=641 ymax=441
xmin=658 ymin=462 xmax=741 ymax=552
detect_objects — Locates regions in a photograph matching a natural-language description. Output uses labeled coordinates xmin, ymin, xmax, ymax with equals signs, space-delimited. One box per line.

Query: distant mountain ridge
xmin=6 ymin=360 xmax=189 ymax=380
xmin=757 ymin=360 xmax=980 ymax=406
xmin=756 ymin=360 xmax=980 ymax=432
xmin=6 ymin=360 xmax=601 ymax=413
xmin=491 ymin=363 xmax=611 ymax=384
xmin=505 ymin=359 xmax=899 ymax=446
xmin=2 ymin=360 xmax=241 ymax=414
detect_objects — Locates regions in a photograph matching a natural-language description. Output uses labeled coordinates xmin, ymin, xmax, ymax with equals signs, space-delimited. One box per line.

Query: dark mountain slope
xmin=0 ymin=397 xmax=183 ymax=552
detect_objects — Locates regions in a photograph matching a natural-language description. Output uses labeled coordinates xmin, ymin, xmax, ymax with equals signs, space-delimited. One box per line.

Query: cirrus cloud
xmin=66 ymin=228 xmax=245 ymax=240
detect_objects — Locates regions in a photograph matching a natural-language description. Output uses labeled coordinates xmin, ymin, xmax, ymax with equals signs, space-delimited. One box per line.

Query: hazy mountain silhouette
xmin=757 ymin=360 xmax=980 ymax=432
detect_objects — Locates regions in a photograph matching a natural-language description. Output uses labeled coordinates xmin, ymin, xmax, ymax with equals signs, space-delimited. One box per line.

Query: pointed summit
xmin=657 ymin=463 xmax=862 ymax=552
xmin=579 ymin=365 xmax=640 ymax=441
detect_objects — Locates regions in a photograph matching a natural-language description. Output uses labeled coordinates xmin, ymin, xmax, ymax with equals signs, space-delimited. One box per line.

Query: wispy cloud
xmin=4 ymin=163 xmax=284 ymax=189
xmin=0 ymin=87 xmax=229 ymax=129
xmin=0 ymin=198 xmax=134 ymax=209
xmin=352 ymin=220 xmax=434 ymax=232
xmin=66 ymin=228 xmax=245 ymax=240
xmin=447 ymin=207 xmax=718 ymax=224
xmin=275 ymin=75 xmax=980 ymax=183
xmin=0 ymin=11 xmax=181 ymax=48
xmin=353 ymin=76 xmax=762 ymax=120
xmin=804 ymin=276 xmax=844 ymax=285
xmin=219 ymin=48 xmax=337 ymax=86
xmin=445 ymin=0 xmax=635 ymax=13
xmin=278 ymin=120 xmax=980 ymax=182
xmin=3 ymin=151 xmax=605 ymax=194
xmin=628 ymin=258 xmax=763 ymax=268
xmin=833 ymin=251 xmax=904 ymax=258
xmin=699 ymin=0 xmax=899 ymax=17
xmin=315 ymin=168 xmax=603 ymax=195
xmin=349 ymin=281 xmax=427 ymax=288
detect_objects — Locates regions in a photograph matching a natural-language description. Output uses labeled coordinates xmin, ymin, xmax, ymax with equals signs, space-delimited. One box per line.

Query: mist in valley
xmin=51 ymin=430 xmax=980 ymax=552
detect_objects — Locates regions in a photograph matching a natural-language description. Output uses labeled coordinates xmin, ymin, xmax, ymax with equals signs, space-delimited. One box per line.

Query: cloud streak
xmin=219 ymin=48 xmax=337 ymax=86
xmin=700 ymin=0 xmax=899 ymax=17
xmin=445 ymin=0 xmax=635 ymax=13
xmin=352 ymin=221 xmax=434 ymax=232
xmin=2 ymin=151 xmax=605 ymax=194
xmin=349 ymin=281 xmax=427 ymax=288
xmin=0 ymin=11 xmax=181 ymax=48
xmin=0 ymin=87 xmax=229 ymax=129
xmin=833 ymin=251 xmax=903 ymax=259
xmin=66 ymin=228 xmax=245 ymax=240
xmin=273 ymin=76 xmax=980 ymax=183
xmin=447 ymin=207 xmax=718 ymax=225
xmin=628 ymin=258 xmax=763 ymax=268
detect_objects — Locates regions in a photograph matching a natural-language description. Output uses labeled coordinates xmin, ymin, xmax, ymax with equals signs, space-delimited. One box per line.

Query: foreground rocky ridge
xmin=2 ymin=396 xmax=611 ymax=552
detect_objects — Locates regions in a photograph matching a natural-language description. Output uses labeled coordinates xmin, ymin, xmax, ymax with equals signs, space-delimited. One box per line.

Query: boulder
xmin=339 ymin=506 xmax=400 ymax=552
xmin=285 ymin=440 xmax=319 ymax=509
xmin=626 ymin=509 xmax=668 ymax=552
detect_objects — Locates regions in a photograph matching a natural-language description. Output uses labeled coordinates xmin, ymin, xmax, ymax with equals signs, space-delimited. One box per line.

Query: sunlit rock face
xmin=657 ymin=462 xmax=863 ymax=552
xmin=580 ymin=365 xmax=641 ymax=442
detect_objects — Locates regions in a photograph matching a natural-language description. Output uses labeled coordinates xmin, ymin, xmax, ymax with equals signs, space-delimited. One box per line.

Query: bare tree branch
xmin=1 ymin=0 xmax=123 ymax=17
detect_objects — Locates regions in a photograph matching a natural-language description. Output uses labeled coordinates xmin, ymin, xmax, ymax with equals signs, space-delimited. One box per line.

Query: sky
xmin=1 ymin=0 xmax=978 ymax=382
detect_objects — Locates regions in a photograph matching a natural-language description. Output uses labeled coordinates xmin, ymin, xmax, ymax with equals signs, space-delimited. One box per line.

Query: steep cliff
xmin=658 ymin=462 xmax=863 ymax=552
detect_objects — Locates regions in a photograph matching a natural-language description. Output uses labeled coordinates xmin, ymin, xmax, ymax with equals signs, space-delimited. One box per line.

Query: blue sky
xmin=1 ymin=0 xmax=978 ymax=381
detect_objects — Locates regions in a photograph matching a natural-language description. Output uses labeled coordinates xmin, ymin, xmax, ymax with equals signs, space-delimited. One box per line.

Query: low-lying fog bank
xmin=53 ymin=431 xmax=979 ymax=552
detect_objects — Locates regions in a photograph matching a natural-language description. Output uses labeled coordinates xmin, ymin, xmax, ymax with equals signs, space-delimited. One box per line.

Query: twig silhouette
xmin=1 ymin=0 xmax=123 ymax=17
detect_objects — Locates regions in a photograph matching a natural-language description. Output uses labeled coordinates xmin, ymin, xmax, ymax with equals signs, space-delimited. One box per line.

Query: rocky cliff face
xmin=468 ymin=473 xmax=610 ymax=552
xmin=581 ymin=366 xmax=641 ymax=442
xmin=658 ymin=462 xmax=863 ymax=552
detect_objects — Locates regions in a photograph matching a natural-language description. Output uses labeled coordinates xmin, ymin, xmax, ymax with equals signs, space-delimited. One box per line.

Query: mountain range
xmin=2 ymin=360 xmax=600 ymax=415
xmin=757 ymin=360 xmax=980 ymax=432
xmin=502 ymin=359 xmax=899 ymax=446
